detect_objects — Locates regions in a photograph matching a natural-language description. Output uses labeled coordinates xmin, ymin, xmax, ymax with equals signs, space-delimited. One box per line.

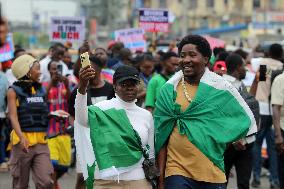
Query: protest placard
xmin=0 ymin=33 xmax=14 ymax=62
xmin=114 ymin=28 xmax=146 ymax=53
xmin=50 ymin=17 xmax=85 ymax=43
xmin=139 ymin=8 xmax=169 ymax=33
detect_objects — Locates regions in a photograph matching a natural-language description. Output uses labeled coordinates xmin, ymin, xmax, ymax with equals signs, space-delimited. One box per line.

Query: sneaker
xmin=251 ymin=179 xmax=261 ymax=188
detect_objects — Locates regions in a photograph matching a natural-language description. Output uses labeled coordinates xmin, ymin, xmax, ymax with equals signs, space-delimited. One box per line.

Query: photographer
xmin=43 ymin=60 xmax=71 ymax=189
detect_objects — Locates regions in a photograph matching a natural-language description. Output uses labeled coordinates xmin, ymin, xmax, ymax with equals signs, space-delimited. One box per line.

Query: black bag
xmin=238 ymin=83 xmax=260 ymax=126
xmin=133 ymin=129 xmax=160 ymax=189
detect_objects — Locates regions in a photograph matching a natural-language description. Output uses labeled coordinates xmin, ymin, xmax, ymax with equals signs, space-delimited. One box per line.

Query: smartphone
xmin=259 ymin=64 xmax=267 ymax=81
xmin=80 ymin=52 xmax=91 ymax=68
xmin=57 ymin=64 xmax=63 ymax=75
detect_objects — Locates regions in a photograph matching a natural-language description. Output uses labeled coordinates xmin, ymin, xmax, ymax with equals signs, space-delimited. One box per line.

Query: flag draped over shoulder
xmin=154 ymin=68 xmax=256 ymax=172
xmin=77 ymin=106 xmax=143 ymax=189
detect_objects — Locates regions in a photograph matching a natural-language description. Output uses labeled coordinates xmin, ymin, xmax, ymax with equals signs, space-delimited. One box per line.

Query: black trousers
xmin=224 ymin=143 xmax=254 ymax=189
xmin=278 ymin=130 xmax=284 ymax=189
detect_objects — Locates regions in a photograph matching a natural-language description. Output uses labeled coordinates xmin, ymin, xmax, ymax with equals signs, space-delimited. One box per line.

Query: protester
xmin=40 ymin=43 xmax=69 ymax=82
xmin=69 ymin=54 xmax=114 ymax=189
xmin=145 ymin=51 xmax=179 ymax=113
xmin=136 ymin=53 xmax=155 ymax=107
xmin=74 ymin=65 xmax=155 ymax=189
xmin=271 ymin=71 xmax=284 ymax=189
xmin=111 ymin=48 xmax=133 ymax=70
xmin=44 ymin=60 xmax=71 ymax=189
xmin=154 ymin=35 xmax=256 ymax=189
xmin=63 ymin=51 xmax=75 ymax=70
xmin=0 ymin=62 xmax=9 ymax=171
xmin=250 ymin=43 xmax=283 ymax=189
xmin=94 ymin=47 xmax=114 ymax=84
xmin=223 ymin=53 xmax=258 ymax=189
xmin=7 ymin=54 xmax=53 ymax=189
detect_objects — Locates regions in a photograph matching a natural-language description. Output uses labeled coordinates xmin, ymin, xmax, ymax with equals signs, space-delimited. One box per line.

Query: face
xmin=95 ymin=49 xmax=108 ymax=65
xmin=139 ymin=60 xmax=154 ymax=77
xmin=63 ymin=51 xmax=71 ymax=64
xmin=164 ymin=56 xmax=179 ymax=75
xmin=49 ymin=62 xmax=58 ymax=77
xmin=28 ymin=62 xmax=41 ymax=82
xmin=239 ymin=60 xmax=246 ymax=80
xmin=115 ymin=79 xmax=139 ymax=102
xmin=179 ymin=44 xmax=208 ymax=80
xmin=52 ymin=46 xmax=65 ymax=61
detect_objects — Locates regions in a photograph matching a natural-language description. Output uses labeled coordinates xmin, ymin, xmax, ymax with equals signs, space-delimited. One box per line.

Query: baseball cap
xmin=12 ymin=54 xmax=37 ymax=79
xmin=113 ymin=65 xmax=140 ymax=84
xmin=213 ymin=61 xmax=227 ymax=72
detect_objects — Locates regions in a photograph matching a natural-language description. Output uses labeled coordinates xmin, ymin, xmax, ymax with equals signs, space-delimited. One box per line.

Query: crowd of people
xmin=0 ymin=33 xmax=283 ymax=189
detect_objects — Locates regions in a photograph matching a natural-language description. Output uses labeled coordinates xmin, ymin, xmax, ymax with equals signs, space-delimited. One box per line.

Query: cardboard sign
xmin=0 ymin=33 xmax=14 ymax=62
xmin=139 ymin=8 xmax=169 ymax=33
xmin=50 ymin=17 xmax=85 ymax=43
xmin=114 ymin=28 xmax=146 ymax=53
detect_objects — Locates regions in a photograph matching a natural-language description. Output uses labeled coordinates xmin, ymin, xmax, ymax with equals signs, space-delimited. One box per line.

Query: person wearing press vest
xmin=74 ymin=65 xmax=156 ymax=189
xmin=7 ymin=54 xmax=53 ymax=189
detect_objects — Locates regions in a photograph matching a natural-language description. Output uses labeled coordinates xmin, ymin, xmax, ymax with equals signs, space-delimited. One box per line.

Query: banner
xmin=114 ymin=28 xmax=146 ymax=53
xmin=0 ymin=33 xmax=14 ymax=62
xmin=50 ymin=17 xmax=85 ymax=43
xmin=139 ymin=8 xmax=169 ymax=33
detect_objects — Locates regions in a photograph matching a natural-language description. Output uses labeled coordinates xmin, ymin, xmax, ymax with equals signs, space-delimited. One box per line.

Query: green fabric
xmin=145 ymin=74 xmax=169 ymax=108
xmin=210 ymin=55 xmax=216 ymax=65
xmin=154 ymin=82 xmax=250 ymax=172
xmin=86 ymin=106 xmax=143 ymax=189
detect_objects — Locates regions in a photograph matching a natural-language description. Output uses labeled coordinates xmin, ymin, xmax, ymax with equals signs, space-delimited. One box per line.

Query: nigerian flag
xmin=154 ymin=68 xmax=257 ymax=172
xmin=75 ymin=104 xmax=143 ymax=189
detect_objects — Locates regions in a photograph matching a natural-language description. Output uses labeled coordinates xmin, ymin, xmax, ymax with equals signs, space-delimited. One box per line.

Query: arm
xmin=249 ymin=72 xmax=259 ymax=96
xmin=75 ymin=90 xmax=88 ymax=127
xmin=272 ymin=105 xmax=284 ymax=153
xmin=145 ymin=79 xmax=156 ymax=113
xmin=157 ymin=145 xmax=167 ymax=189
xmin=75 ymin=66 xmax=96 ymax=127
xmin=7 ymin=88 xmax=29 ymax=153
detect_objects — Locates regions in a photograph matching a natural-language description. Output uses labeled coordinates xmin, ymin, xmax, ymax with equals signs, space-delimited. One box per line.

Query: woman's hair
xmin=178 ymin=35 xmax=212 ymax=58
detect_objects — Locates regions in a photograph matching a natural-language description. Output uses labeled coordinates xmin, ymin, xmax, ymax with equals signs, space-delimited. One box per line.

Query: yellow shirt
xmin=7 ymin=131 xmax=47 ymax=150
xmin=165 ymin=81 xmax=226 ymax=183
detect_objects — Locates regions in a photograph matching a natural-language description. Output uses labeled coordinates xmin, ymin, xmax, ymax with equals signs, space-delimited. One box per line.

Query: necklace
xmin=181 ymin=75 xmax=192 ymax=103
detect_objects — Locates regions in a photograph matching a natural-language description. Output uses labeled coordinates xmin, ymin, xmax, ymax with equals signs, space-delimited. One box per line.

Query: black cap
xmin=113 ymin=65 xmax=140 ymax=84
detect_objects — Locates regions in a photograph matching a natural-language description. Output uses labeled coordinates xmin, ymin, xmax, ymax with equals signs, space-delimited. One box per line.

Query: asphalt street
xmin=0 ymin=168 xmax=270 ymax=189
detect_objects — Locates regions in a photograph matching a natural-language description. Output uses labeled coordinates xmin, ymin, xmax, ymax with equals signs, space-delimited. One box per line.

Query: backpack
xmin=239 ymin=83 xmax=260 ymax=126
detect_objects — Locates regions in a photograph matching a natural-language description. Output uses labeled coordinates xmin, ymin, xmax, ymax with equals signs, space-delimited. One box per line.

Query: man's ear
xmin=204 ymin=57 xmax=209 ymax=65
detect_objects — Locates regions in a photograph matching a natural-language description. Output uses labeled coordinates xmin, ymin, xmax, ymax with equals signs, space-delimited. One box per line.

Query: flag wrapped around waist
xmin=154 ymin=68 xmax=256 ymax=172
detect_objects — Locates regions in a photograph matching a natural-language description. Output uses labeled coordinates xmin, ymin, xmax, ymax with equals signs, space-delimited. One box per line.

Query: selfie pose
xmin=74 ymin=65 xmax=156 ymax=189
xmin=154 ymin=35 xmax=256 ymax=189
xmin=7 ymin=54 xmax=53 ymax=189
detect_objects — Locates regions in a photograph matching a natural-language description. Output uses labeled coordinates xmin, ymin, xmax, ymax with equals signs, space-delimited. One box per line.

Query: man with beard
xmin=223 ymin=53 xmax=258 ymax=189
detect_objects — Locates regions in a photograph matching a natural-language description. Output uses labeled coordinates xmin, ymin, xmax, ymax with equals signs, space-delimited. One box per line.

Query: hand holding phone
xmin=80 ymin=52 xmax=91 ymax=68
xmin=259 ymin=65 xmax=267 ymax=81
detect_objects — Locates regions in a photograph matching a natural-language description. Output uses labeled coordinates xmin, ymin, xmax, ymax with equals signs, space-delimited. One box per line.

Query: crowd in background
xmin=0 ymin=37 xmax=284 ymax=189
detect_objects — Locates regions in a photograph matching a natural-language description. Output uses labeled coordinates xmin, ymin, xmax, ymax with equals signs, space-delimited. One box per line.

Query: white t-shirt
xmin=40 ymin=55 xmax=70 ymax=82
xmin=271 ymin=73 xmax=284 ymax=131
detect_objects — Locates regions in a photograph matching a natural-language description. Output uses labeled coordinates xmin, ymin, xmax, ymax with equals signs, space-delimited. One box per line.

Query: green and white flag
xmin=75 ymin=105 xmax=143 ymax=189
xmin=154 ymin=68 xmax=257 ymax=172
